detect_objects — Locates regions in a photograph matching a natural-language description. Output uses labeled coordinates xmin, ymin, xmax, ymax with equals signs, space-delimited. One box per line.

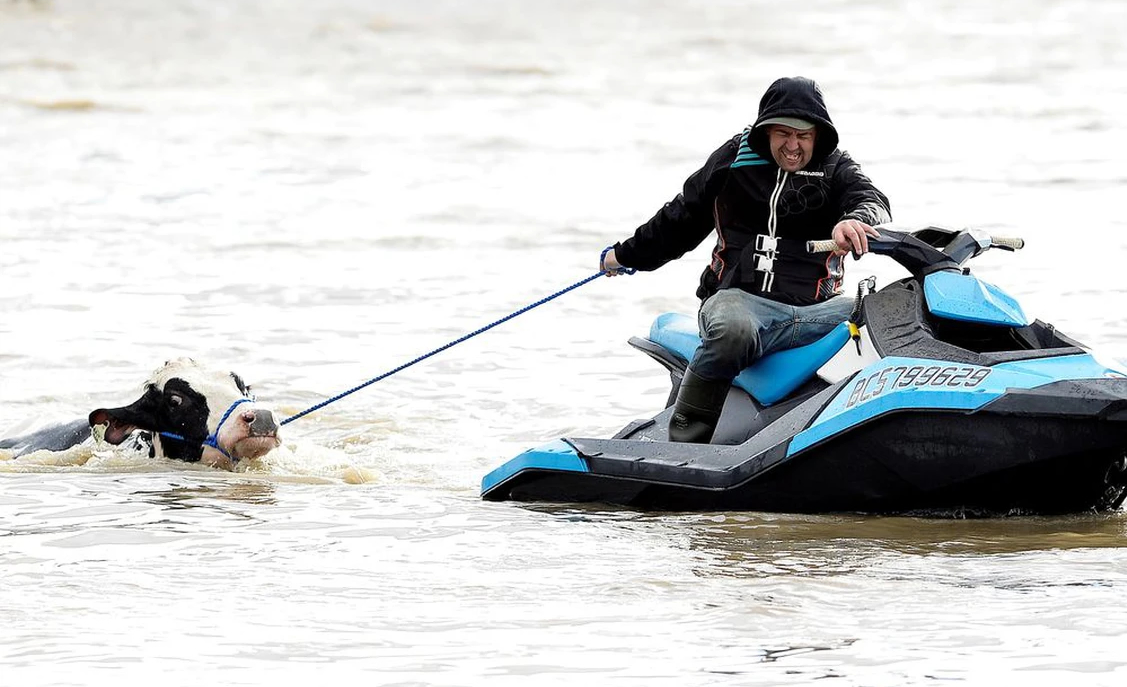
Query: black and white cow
xmin=0 ymin=358 xmax=281 ymax=469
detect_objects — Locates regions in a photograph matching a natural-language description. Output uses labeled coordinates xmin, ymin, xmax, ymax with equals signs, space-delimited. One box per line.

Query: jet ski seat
xmin=648 ymin=313 xmax=852 ymax=406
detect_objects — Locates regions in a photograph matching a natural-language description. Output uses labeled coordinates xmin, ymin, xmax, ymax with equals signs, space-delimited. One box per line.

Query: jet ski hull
xmin=483 ymin=378 xmax=1127 ymax=515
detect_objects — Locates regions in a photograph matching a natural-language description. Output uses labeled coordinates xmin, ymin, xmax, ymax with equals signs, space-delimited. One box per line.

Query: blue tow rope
xmin=280 ymin=268 xmax=621 ymax=426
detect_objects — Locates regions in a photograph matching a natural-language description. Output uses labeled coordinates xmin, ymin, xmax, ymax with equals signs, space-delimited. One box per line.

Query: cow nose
xmin=245 ymin=409 xmax=279 ymax=436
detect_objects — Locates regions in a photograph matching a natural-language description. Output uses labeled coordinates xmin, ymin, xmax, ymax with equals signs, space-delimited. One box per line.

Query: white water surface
xmin=2 ymin=0 xmax=1127 ymax=685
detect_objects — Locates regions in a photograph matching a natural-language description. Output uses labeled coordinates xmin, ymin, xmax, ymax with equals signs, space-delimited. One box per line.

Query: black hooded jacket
xmin=614 ymin=76 xmax=892 ymax=306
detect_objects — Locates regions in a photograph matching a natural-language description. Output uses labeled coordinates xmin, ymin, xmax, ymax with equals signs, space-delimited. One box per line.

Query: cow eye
xmin=168 ymin=393 xmax=184 ymax=408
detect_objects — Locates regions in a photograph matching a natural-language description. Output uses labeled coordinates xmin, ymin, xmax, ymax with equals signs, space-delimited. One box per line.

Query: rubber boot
xmin=668 ymin=368 xmax=730 ymax=444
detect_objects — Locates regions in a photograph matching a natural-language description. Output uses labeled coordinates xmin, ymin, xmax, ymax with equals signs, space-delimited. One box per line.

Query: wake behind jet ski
xmin=482 ymin=226 xmax=1127 ymax=515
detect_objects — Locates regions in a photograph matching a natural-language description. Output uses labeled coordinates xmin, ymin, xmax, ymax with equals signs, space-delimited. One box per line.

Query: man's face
xmin=767 ymin=125 xmax=817 ymax=172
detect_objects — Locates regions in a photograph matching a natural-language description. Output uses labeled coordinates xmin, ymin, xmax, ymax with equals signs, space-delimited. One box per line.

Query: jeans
xmin=689 ymin=288 xmax=853 ymax=382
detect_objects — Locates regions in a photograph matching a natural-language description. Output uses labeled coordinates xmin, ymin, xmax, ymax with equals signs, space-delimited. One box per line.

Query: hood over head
xmin=749 ymin=76 xmax=839 ymax=165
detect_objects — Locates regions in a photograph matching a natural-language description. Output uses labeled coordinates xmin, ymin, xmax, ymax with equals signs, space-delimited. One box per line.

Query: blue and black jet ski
xmin=482 ymin=226 xmax=1127 ymax=515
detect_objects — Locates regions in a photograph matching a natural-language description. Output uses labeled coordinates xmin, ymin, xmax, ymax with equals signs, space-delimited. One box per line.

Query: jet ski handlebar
xmin=805 ymin=229 xmax=1025 ymax=255
xmin=805 ymin=239 xmax=840 ymax=254
xmin=989 ymin=235 xmax=1025 ymax=251
xmin=805 ymin=226 xmax=1025 ymax=276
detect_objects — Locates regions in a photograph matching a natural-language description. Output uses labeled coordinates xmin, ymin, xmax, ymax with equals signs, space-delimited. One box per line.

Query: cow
xmin=0 ymin=358 xmax=281 ymax=470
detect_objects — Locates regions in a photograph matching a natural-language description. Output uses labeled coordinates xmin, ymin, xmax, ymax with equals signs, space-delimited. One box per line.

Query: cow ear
xmin=89 ymin=387 xmax=162 ymax=445
xmin=230 ymin=372 xmax=250 ymax=397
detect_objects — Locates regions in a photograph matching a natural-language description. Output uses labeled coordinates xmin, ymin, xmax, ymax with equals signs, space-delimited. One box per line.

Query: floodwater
xmin=2 ymin=0 xmax=1127 ymax=684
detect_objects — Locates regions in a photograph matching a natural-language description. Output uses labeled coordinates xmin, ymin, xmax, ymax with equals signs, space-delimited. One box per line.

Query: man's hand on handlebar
xmin=832 ymin=219 xmax=882 ymax=257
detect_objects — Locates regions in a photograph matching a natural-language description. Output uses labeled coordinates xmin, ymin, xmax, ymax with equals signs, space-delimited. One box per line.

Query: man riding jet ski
xmin=482 ymin=226 xmax=1127 ymax=515
xmin=600 ymin=75 xmax=891 ymax=444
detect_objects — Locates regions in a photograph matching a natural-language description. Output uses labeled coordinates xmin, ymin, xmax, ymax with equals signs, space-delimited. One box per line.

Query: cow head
xmin=88 ymin=358 xmax=282 ymax=469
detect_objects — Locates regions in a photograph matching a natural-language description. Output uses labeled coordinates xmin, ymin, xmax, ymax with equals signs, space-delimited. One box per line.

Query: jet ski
xmin=481 ymin=225 xmax=1127 ymax=515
